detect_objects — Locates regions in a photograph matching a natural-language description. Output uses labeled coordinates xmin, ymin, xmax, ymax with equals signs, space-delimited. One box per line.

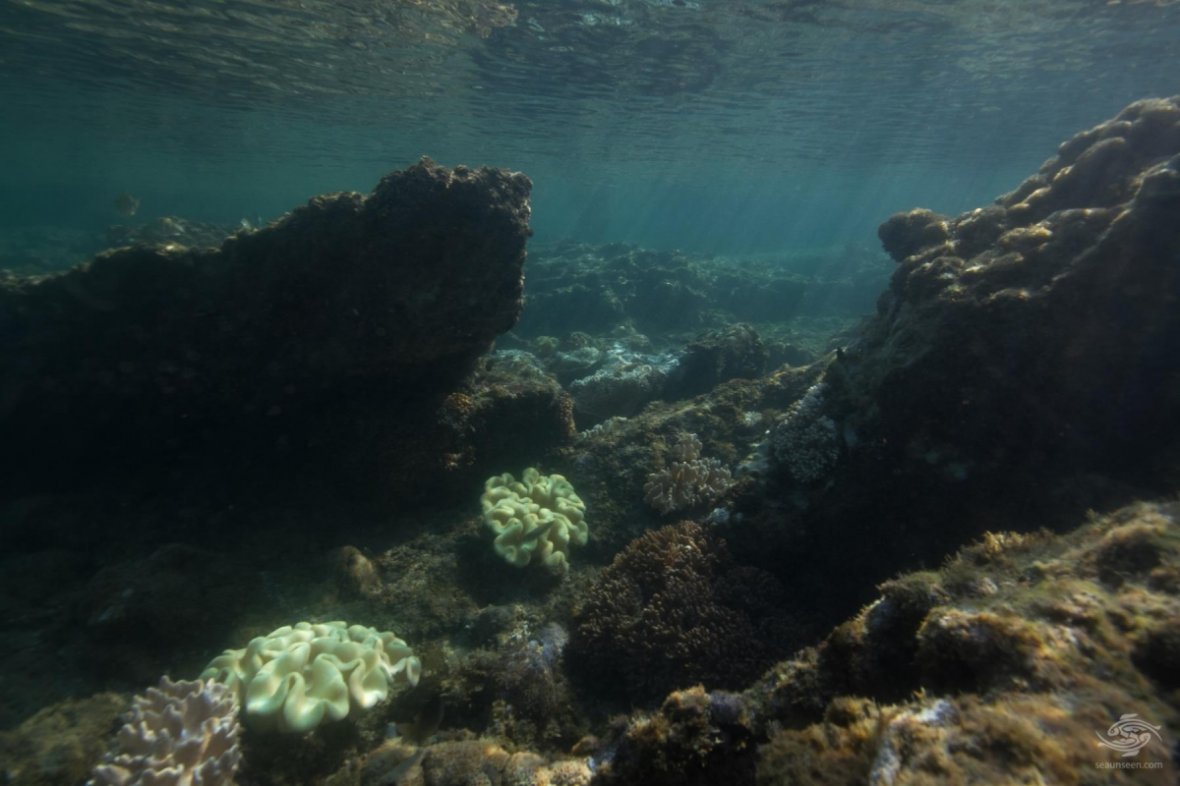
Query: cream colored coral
xmin=89 ymin=677 xmax=241 ymax=786
xmin=481 ymin=468 xmax=588 ymax=575
xmin=199 ymin=621 xmax=421 ymax=733
xmin=644 ymin=432 xmax=732 ymax=514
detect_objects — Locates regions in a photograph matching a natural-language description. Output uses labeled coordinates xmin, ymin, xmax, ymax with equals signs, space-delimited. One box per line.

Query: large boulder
xmin=841 ymin=96 xmax=1180 ymax=488
xmin=0 ymin=158 xmax=533 ymax=500
xmin=735 ymin=97 xmax=1180 ymax=629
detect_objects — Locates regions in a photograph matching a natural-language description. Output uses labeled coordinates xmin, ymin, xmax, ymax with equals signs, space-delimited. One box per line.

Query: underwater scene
xmin=2 ymin=1 xmax=1180 ymax=784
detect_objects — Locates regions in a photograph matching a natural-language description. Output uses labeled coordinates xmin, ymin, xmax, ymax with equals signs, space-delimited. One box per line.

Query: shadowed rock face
xmin=844 ymin=96 xmax=1180 ymax=485
xmin=0 ymin=158 xmax=533 ymax=500
xmin=728 ymin=98 xmax=1180 ymax=634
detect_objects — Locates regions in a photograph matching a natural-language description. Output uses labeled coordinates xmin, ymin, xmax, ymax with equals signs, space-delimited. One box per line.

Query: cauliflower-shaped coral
xmin=89 ymin=677 xmax=241 ymax=786
xmin=644 ymin=432 xmax=733 ymax=514
xmin=771 ymin=383 xmax=839 ymax=485
xmin=481 ymin=468 xmax=588 ymax=575
xmin=199 ymin=621 xmax=421 ymax=733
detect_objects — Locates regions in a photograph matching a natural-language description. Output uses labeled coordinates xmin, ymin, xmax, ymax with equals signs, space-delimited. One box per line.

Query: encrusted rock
xmin=0 ymin=158 xmax=533 ymax=501
xmin=664 ymin=323 xmax=768 ymax=400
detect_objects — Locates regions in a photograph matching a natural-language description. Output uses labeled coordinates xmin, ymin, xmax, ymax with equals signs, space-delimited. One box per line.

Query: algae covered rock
xmin=591 ymin=501 xmax=1180 ymax=785
xmin=200 ymin=621 xmax=421 ymax=733
xmin=0 ymin=158 xmax=533 ymax=501
xmin=762 ymin=96 xmax=1180 ymax=622
xmin=480 ymin=468 xmax=588 ymax=575
xmin=854 ymin=97 xmax=1180 ymax=484
xmin=0 ymin=692 xmax=127 ymax=786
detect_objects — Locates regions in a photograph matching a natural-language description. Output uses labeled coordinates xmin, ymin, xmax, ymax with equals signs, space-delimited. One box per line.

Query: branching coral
xmin=643 ymin=432 xmax=733 ymax=514
xmin=89 ymin=677 xmax=241 ymax=786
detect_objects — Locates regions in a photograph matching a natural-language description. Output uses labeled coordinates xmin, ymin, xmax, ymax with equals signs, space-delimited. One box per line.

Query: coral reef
xmin=696 ymin=95 xmax=1180 ymax=627
xmin=200 ymin=621 xmax=421 ymax=733
xmin=481 ymin=469 xmax=589 ymax=575
xmin=643 ymin=432 xmax=733 ymax=514
xmin=591 ymin=501 xmax=1180 ymax=785
xmin=5 ymin=95 xmax=1180 ymax=786
xmin=443 ymin=618 xmax=586 ymax=749
xmin=588 ymin=685 xmax=757 ymax=786
xmin=754 ymin=508 xmax=1180 ymax=784
xmin=568 ymin=359 xmax=673 ymax=425
xmin=0 ymin=158 xmax=532 ymax=502
xmin=89 ymin=677 xmax=241 ymax=786
xmin=437 ymin=352 xmax=577 ymax=483
xmin=567 ymin=522 xmax=789 ymax=704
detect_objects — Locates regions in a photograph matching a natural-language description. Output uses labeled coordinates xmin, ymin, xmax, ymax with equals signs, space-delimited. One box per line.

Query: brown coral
xmin=567 ymin=521 xmax=786 ymax=704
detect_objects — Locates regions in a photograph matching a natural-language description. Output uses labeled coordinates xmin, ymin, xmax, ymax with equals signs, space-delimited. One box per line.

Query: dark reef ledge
xmin=857 ymin=96 xmax=1180 ymax=484
xmin=0 ymin=158 xmax=533 ymax=500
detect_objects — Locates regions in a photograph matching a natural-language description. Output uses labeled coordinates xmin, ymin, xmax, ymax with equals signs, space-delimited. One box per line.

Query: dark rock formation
xmin=81 ymin=543 xmax=256 ymax=684
xmin=768 ymin=96 xmax=1180 ymax=616
xmin=0 ymin=158 xmax=533 ymax=504
xmin=588 ymin=685 xmax=758 ymax=786
xmin=663 ymin=323 xmax=768 ymax=399
xmin=435 ymin=351 xmax=576 ymax=487
xmin=852 ymin=96 xmax=1180 ymax=484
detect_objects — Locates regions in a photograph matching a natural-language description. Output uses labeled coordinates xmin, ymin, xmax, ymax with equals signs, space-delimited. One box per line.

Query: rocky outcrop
xmin=845 ymin=97 xmax=1180 ymax=486
xmin=587 ymin=501 xmax=1180 ymax=786
xmin=0 ymin=159 xmax=533 ymax=502
xmin=608 ymin=97 xmax=1180 ymax=649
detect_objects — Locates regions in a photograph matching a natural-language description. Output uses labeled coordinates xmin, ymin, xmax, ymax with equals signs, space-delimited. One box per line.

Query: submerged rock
xmin=747 ymin=96 xmax=1180 ymax=621
xmin=663 ymin=323 xmax=768 ymax=400
xmin=852 ymin=96 xmax=1180 ymax=484
xmin=0 ymin=692 xmax=128 ymax=786
xmin=589 ymin=501 xmax=1180 ymax=785
xmin=0 ymin=158 xmax=533 ymax=504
